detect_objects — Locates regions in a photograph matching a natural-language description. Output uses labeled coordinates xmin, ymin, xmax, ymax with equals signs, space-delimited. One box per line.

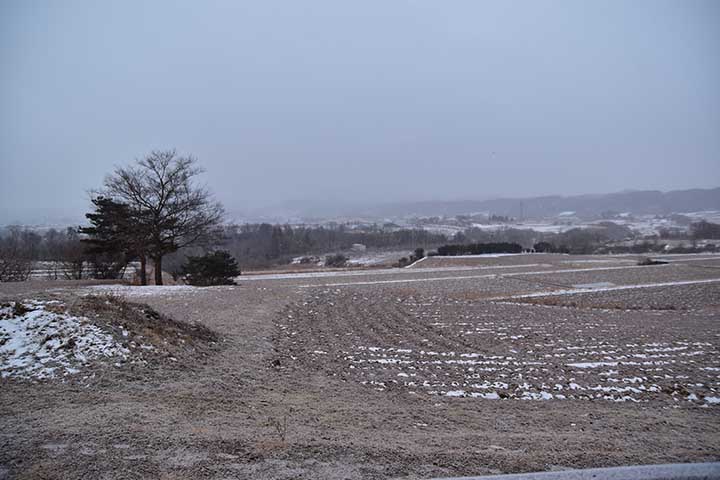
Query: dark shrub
xmin=637 ymin=257 xmax=668 ymax=266
xmin=436 ymin=242 xmax=523 ymax=256
xmin=325 ymin=254 xmax=347 ymax=268
xmin=181 ymin=251 xmax=240 ymax=286
xmin=533 ymin=241 xmax=556 ymax=253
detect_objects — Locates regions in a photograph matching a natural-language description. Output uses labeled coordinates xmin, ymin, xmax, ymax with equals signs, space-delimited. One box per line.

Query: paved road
xmin=435 ymin=463 xmax=720 ymax=480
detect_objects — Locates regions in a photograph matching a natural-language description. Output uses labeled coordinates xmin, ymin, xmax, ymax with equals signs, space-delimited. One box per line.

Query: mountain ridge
xmin=307 ymin=187 xmax=720 ymax=219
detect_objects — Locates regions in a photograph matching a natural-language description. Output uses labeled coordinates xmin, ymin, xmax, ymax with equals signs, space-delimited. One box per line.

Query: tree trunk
xmin=139 ymin=255 xmax=147 ymax=286
xmin=154 ymin=256 xmax=163 ymax=285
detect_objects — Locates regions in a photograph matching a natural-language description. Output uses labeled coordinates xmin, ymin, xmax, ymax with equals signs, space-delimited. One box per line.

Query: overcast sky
xmin=1 ymin=0 xmax=719 ymax=223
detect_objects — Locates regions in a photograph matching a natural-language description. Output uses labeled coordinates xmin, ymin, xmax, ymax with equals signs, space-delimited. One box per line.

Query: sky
xmin=1 ymin=0 xmax=719 ymax=223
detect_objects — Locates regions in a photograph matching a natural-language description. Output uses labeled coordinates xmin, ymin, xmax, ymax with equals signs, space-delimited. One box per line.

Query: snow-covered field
xmin=0 ymin=300 xmax=129 ymax=379
xmin=289 ymin=250 xmax=411 ymax=268
xmin=345 ymin=250 xmax=412 ymax=266
xmin=505 ymin=278 xmax=720 ymax=299
xmin=283 ymin=290 xmax=720 ymax=405
xmin=429 ymin=253 xmax=535 ymax=259
xmin=27 ymin=261 xmax=137 ymax=281
xmin=236 ymin=262 xmax=550 ymax=282
xmin=439 ymin=211 xmax=720 ymax=237
xmin=683 ymin=210 xmax=720 ymax=224
xmin=470 ymin=222 xmax=582 ymax=234
xmin=339 ymin=327 xmax=719 ymax=405
xmin=278 ymin=255 xmax=720 ymax=406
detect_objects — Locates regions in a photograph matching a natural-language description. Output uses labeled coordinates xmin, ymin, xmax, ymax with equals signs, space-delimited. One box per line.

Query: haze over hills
xmin=230 ymin=187 xmax=720 ymax=223
xmin=3 ymin=187 xmax=719 ymax=228
xmin=352 ymin=187 xmax=720 ymax=219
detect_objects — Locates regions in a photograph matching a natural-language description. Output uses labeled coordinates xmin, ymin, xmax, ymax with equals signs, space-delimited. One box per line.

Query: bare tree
xmin=103 ymin=150 xmax=224 ymax=285
xmin=0 ymin=226 xmax=33 ymax=282
xmin=57 ymin=227 xmax=86 ymax=280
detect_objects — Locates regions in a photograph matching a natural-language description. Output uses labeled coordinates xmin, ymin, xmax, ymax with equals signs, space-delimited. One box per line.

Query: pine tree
xmin=103 ymin=150 xmax=224 ymax=285
xmin=80 ymin=196 xmax=146 ymax=281
xmin=180 ymin=251 xmax=240 ymax=286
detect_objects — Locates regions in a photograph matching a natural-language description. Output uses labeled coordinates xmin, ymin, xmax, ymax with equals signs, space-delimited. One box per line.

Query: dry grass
xmin=77 ymin=294 xmax=219 ymax=345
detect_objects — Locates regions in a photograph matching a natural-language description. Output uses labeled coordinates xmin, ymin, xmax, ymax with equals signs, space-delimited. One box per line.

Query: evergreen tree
xmin=80 ymin=196 xmax=140 ymax=280
xmin=180 ymin=250 xmax=240 ymax=286
xmin=103 ymin=150 xmax=224 ymax=285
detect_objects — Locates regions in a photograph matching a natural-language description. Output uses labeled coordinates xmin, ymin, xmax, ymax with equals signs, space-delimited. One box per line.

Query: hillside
xmin=349 ymin=187 xmax=720 ymax=219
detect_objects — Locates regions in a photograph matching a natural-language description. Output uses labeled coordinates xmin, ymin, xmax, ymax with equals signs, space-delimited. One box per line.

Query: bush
xmin=324 ymin=254 xmax=347 ymax=268
xmin=180 ymin=251 xmax=240 ymax=286
xmin=0 ymin=227 xmax=35 ymax=282
xmin=0 ymin=255 xmax=32 ymax=282
xmin=436 ymin=242 xmax=523 ymax=256
xmin=410 ymin=248 xmax=425 ymax=262
xmin=533 ymin=241 xmax=555 ymax=253
xmin=637 ymin=257 xmax=668 ymax=266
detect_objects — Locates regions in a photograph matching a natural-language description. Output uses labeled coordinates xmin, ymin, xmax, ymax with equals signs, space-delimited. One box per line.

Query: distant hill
xmin=349 ymin=187 xmax=720 ymax=219
xmin=7 ymin=187 xmax=720 ymax=227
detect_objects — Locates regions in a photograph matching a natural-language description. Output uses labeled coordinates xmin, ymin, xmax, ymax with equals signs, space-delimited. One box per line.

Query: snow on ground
xmin=284 ymin=279 xmax=720 ymax=405
xmin=683 ymin=211 xmax=720 ymax=223
xmin=462 ymin=212 xmax=720 ymax=237
xmin=346 ymin=250 xmax=412 ymax=266
xmin=506 ymin=278 xmax=720 ymax=299
xmin=238 ymin=263 xmax=549 ymax=282
xmin=434 ymin=253 xmax=536 ymax=259
xmin=28 ymin=261 xmax=138 ymax=281
xmin=293 ymin=263 xmax=675 ymax=288
xmin=290 ymin=250 xmax=412 ymax=267
xmin=561 ymin=259 xmax=632 ymax=264
xmin=417 ymin=225 xmax=466 ymax=236
xmin=342 ymin=340 xmax=719 ymax=404
xmin=654 ymin=255 xmax=720 ymax=262
xmin=404 ymin=256 xmax=428 ymax=268
xmin=0 ymin=300 xmax=129 ymax=379
xmin=470 ymin=223 xmax=582 ymax=234
xmin=572 ymin=282 xmax=616 ymax=289
xmin=82 ymin=285 xmax=200 ymax=298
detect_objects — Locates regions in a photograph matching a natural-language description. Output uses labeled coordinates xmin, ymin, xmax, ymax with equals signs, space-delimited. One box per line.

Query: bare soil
xmin=1 ymin=254 xmax=719 ymax=479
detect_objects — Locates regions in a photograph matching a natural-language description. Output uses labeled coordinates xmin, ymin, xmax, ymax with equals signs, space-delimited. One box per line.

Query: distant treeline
xmin=0 ymin=222 xmax=448 ymax=278
xmin=0 ymin=226 xmax=120 ymax=281
xmin=4 ymin=218 xmax=720 ymax=281
xmin=595 ymin=243 xmax=717 ymax=255
xmin=165 ymin=223 xmax=449 ymax=270
xmin=166 ymin=219 xmax=720 ymax=270
xmin=0 ymin=226 xmax=83 ymax=262
xmin=457 ymin=222 xmax=633 ymax=255
xmin=435 ymin=242 xmax=523 ymax=256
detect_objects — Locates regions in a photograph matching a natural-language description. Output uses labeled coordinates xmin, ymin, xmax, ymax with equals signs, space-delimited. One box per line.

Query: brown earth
xmin=1 ymin=254 xmax=719 ymax=479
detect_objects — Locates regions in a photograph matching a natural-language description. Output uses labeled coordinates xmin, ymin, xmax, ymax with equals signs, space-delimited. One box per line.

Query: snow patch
xmin=84 ymin=285 xmax=199 ymax=298
xmin=0 ymin=301 xmax=129 ymax=379
xmin=572 ymin=282 xmax=615 ymax=289
xmin=567 ymin=361 xmax=619 ymax=369
xmin=509 ymin=278 xmax=720 ymax=300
